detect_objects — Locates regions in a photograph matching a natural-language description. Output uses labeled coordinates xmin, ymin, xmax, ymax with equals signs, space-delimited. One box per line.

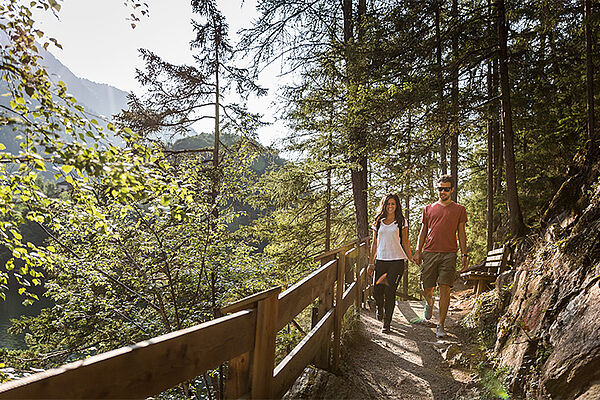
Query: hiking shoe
xmin=436 ymin=325 xmax=447 ymax=338
xmin=424 ymin=302 xmax=433 ymax=320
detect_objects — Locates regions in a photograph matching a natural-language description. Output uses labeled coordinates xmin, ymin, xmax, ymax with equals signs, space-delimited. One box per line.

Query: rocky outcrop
xmin=494 ymin=158 xmax=600 ymax=399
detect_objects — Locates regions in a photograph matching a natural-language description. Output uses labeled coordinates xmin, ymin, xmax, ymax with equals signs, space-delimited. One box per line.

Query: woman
xmin=368 ymin=193 xmax=413 ymax=333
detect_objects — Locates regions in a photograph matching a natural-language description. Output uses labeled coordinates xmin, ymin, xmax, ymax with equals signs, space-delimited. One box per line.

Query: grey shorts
xmin=421 ymin=251 xmax=457 ymax=289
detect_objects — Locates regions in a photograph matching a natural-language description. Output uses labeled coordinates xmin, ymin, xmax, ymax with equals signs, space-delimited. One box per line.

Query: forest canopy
xmin=1 ymin=0 xmax=598 ymax=398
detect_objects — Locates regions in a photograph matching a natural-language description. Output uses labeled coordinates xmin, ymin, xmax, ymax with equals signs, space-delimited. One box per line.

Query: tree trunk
xmin=487 ymin=60 xmax=495 ymax=252
xmin=403 ymin=113 xmax=412 ymax=297
xmin=450 ymin=0 xmax=459 ymax=201
xmin=212 ymin=25 xmax=221 ymax=223
xmin=325 ymin=131 xmax=332 ymax=251
xmin=435 ymin=0 xmax=447 ymax=174
xmin=496 ymin=0 xmax=526 ymax=237
xmin=495 ymin=117 xmax=503 ymax=194
xmin=487 ymin=0 xmax=499 ymax=252
xmin=213 ymin=26 xmax=223 ymax=400
xmin=344 ymin=0 xmax=369 ymax=240
xmin=584 ymin=0 xmax=597 ymax=159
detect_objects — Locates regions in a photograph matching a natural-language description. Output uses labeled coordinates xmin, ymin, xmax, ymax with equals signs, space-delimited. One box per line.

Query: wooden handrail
xmin=277 ymin=259 xmax=337 ymax=331
xmin=313 ymin=236 xmax=369 ymax=261
xmin=0 ymin=310 xmax=256 ymax=399
xmin=0 ymin=237 xmax=371 ymax=399
xmin=221 ymin=286 xmax=282 ymax=315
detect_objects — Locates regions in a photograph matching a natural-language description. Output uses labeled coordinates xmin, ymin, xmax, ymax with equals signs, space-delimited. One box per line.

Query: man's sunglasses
xmin=436 ymin=187 xmax=452 ymax=192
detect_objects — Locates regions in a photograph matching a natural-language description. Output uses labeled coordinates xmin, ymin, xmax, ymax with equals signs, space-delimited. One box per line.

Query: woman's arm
xmin=368 ymin=229 xmax=377 ymax=276
xmin=402 ymin=226 xmax=413 ymax=263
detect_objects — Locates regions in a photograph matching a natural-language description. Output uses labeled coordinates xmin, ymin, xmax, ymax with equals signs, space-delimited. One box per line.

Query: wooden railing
xmin=0 ymin=237 xmax=370 ymax=399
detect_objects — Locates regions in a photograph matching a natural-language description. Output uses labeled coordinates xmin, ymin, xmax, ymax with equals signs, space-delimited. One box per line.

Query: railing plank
xmin=272 ymin=309 xmax=335 ymax=398
xmin=277 ymin=259 xmax=337 ymax=331
xmin=313 ymin=239 xmax=359 ymax=261
xmin=220 ymin=287 xmax=282 ymax=315
xmin=0 ymin=310 xmax=256 ymax=399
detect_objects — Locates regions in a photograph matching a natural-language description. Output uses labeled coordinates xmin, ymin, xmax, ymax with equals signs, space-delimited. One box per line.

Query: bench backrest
xmin=484 ymin=246 xmax=510 ymax=275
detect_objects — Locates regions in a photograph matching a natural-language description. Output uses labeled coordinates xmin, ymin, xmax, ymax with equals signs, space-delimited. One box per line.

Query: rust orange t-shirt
xmin=422 ymin=201 xmax=467 ymax=253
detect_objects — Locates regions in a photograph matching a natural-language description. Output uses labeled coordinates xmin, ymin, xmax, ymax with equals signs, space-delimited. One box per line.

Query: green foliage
xmin=477 ymin=364 xmax=511 ymax=400
xmin=6 ymin=137 xmax=273 ymax=368
xmin=0 ymin=0 xmax=149 ymax=303
xmin=0 ymin=1 xmax=275 ymax=387
xmin=462 ymin=290 xmax=505 ymax=351
xmin=247 ymin=158 xmax=355 ymax=281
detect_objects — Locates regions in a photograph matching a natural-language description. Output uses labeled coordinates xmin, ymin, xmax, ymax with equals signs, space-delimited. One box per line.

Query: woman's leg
xmin=373 ymin=260 xmax=389 ymax=320
xmin=383 ymin=260 xmax=405 ymax=328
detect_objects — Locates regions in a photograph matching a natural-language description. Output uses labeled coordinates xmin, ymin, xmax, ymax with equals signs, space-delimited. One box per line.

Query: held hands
xmin=413 ymin=251 xmax=422 ymax=266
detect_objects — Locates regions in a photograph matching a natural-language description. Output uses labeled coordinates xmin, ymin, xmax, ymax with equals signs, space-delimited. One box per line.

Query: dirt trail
xmin=285 ymin=290 xmax=477 ymax=399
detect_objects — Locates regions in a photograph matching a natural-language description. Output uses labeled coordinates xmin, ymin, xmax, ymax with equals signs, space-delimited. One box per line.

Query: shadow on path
xmin=290 ymin=300 xmax=472 ymax=399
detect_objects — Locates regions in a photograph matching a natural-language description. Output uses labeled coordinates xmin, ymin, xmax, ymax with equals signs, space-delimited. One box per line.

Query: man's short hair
xmin=437 ymin=174 xmax=455 ymax=188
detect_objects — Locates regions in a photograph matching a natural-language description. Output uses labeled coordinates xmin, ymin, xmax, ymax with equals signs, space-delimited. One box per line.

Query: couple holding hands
xmin=367 ymin=175 xmax=469 ymax=337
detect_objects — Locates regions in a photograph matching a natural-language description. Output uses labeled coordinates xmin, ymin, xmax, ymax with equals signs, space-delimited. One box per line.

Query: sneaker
xmin=424 ymin=302 xmax=433 ymax=320
xmin=436 ymin=325 xmax=447 ymax=338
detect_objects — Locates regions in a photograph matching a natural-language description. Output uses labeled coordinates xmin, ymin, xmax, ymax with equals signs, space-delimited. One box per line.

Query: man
xmin=414 ymin=175 xmax=468 ymax=338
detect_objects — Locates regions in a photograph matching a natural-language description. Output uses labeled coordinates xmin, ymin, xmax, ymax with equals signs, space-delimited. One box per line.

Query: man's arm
xmin=458 ymin=221 xmax=468 ymax=271
xmin=414 ymin=222 xmax=427 ymax=265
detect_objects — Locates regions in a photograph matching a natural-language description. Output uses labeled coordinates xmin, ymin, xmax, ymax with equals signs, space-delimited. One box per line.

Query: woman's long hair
xmin=372 ymin=193 xmax=405 ymax=230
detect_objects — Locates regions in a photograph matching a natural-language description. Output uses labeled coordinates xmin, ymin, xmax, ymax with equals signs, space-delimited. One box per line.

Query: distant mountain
xmin=0 ymin=45 xmax=129 ymax=152
xmin=37 ymin=48 xmax=129 ymax=118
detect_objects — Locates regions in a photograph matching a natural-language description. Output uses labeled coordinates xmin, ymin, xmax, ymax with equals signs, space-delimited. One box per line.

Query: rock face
xmin=494 ymin=158 xmax=600 ymax=399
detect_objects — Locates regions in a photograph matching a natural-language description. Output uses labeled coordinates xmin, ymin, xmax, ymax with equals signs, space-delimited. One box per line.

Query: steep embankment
xmin=494 ymin=154 xmax=600 ymax=399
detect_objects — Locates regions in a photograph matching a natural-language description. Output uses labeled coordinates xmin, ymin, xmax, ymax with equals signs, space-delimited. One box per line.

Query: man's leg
xmin=422 ymin=286 xmax=435 ymax=320
xmin=436 ymin=252 xmax=457 ymax=337
xmin=420 ymin=252 xmax=438 ymax=320
xmin=438 ymin=284 xmax=451 ymax=328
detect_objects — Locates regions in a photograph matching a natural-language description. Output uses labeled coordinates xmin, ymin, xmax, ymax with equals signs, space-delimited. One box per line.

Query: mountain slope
xmin=37 ymin=48 xmax=129 ymax=118
xmin=0 ymin=46 xmax=129 ymax=152
xmin=493 ymin=152 xmax=600 ymax=399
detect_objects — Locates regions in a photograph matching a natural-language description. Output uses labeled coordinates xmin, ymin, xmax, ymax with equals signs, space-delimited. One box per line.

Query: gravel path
xmin=285 ymin=291 xmax=476 ymax=399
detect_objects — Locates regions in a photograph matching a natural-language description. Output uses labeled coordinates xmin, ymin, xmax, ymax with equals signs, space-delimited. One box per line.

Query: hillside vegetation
xmin=464 ymin=150 xmax=600 ymax=399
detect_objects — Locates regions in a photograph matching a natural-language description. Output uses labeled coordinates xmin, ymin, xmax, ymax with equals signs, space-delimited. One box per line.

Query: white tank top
xmin=375 ymin=220 xmax=408 ymax=261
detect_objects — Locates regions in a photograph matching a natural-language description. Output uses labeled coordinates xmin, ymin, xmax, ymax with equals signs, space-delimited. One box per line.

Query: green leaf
xmin=62 ymin=165 xmax=74 ymax=174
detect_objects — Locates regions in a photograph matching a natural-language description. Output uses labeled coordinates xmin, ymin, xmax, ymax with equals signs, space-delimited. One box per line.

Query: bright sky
xmin=34 ymin=0 xmax=287 ymax=146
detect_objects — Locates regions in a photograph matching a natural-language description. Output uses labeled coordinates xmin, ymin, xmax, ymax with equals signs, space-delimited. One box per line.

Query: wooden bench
xmin=460 ymin=245 xmax=511 ymax=295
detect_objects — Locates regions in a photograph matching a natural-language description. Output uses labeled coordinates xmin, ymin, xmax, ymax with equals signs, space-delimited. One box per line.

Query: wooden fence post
xmin=225 ymin=352 xmax=250 ymax=399
xmin=355 ymin=243 xmax=363 ymax=312
xmin=332 ymin=248 xmax=346 ymax=371
xmin=250 ymin=288 xmax=280 ymax=399
xmin=313 ymin=257 xmax=334 ymax=370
